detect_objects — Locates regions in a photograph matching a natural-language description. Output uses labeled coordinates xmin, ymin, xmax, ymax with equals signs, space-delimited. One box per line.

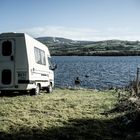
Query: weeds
xmin=102 ymin=76 xmax=140 ymax=140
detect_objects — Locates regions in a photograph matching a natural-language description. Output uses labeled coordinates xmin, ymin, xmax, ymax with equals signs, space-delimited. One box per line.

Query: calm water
xmin=52 ymin=56 xmax=140 ymax=89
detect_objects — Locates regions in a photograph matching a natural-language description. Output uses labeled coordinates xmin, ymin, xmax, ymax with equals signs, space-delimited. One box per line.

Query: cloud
xmin=16 ymin=25 xmax=140 ymax=41
xmin=17 ymin=26 xmax=100 ymax=40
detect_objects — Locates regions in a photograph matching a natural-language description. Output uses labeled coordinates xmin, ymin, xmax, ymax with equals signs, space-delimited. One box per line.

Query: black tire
xmin=46 ymin=84 xmax=53 ymax=93
xmin=30 ymin=84 xmax=40 ymax=95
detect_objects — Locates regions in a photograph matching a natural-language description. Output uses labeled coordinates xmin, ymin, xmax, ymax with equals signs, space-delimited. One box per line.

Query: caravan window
xmin=34 ymin=47 xmax=46 ymax=65
xmin=2 ymin=40 xmax=12 ymax=56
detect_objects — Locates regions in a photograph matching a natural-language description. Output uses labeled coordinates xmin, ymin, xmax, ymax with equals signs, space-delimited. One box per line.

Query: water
xmin=52 ymin=56 xmax=140 ymax=89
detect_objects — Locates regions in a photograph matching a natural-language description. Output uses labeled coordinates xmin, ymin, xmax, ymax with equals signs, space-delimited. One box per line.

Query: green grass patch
xmin=0 ymin=89 xmax=130 ymax=139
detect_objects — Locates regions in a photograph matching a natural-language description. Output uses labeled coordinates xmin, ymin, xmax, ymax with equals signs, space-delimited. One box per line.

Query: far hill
xmin=36 ymin=37 xmax=140 ymax=56
xmin=37 ymin=37 xmax=74 ymax=44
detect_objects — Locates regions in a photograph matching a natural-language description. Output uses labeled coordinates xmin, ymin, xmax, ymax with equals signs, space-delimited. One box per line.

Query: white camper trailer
xmin=0 ymin=32 xmax=56 ymax=95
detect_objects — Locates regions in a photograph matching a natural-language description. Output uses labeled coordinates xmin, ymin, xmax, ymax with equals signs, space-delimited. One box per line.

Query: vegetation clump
xmin=103 ymin=82 xmax=140 ymax=140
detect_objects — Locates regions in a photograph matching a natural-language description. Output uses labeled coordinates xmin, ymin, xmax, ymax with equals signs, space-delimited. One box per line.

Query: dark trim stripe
xmin=18 ymin=80 xmax=34 ymax=84
xmin=18 ymin=80 xmax=49 ymax=84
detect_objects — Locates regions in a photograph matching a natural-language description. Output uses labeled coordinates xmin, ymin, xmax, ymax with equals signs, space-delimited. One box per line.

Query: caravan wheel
xmin=46 ymin=84 xmax=53 ymax=93
xmin=30 ymin=84 xmax=40 ymax=95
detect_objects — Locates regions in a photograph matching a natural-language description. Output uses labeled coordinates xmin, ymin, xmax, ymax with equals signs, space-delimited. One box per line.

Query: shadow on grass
xmin=0 ymin=114 xmax=140 ymax=140
xmin=0 ymin=91 xmax=30 ymax=97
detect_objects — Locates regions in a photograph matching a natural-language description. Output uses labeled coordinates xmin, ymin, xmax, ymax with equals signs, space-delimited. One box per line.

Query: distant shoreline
xmin=51 ymin=51 xmax=140 ymax=56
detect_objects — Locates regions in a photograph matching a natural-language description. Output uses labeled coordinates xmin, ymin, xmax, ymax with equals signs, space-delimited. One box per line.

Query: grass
xmin=0 ymin=88 xmax=136 ymax=140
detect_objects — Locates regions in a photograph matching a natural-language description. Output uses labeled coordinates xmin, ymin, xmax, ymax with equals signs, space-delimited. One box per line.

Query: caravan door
xmin=0 ymin=39 xmax=15 ymax=88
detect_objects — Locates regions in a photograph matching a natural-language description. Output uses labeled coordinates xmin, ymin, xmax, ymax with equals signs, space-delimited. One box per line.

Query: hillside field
xmin=37 ymin=37 xmax=140 ymax=56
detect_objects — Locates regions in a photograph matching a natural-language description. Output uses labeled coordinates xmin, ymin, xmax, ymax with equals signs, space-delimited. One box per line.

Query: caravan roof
xmin=0 ymin=32 xmax=50 ymax=57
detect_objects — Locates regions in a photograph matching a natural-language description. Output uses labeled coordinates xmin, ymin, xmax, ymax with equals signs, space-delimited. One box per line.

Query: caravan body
xmin=0 ymin=32 xmax=54 ymax=95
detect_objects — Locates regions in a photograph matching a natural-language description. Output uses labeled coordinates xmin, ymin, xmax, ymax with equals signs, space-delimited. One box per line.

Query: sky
xmin=0 ymin=0 xmax=140 ymax=41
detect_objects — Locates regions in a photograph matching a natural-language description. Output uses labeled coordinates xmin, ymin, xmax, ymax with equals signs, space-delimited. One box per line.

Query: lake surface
xmin=52 ymin=56 xmax=140 ymax=89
